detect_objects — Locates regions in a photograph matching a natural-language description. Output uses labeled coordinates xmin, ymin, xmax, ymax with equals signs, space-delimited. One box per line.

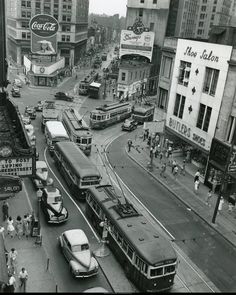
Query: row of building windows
xmin=140 ymin=0 xmax=157 ymax=3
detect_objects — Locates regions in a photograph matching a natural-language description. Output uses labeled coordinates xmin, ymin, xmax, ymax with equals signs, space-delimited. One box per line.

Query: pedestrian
xmin=228 ymin=202 xmax=234 ymax=213
xmin=0 ymin=224 xmax=5 ymax=239
xmin=171 ymin=160 xmax=177 ymax=173
xmin=159 ymin=151 xmax=163 ymax=164
xmin=26 ymin=212 xmax=33 ymax=234
xmin=212 ymin=177 xmax=218 ymax=194
xmin=150 ymin=147 xmax=154 ymax=158
xmin=194 ymin=179 xmax=200 ymax=194
xmin=218 ymin=196 xmax=224 ymax=213
xmin=18 ymin=267 xmax=28 ymax=292
xmin=127 ymin=139 xmax=132 ymax=152
xmin=186 ymin=149 xmax=191 ymax=163
xmin=15 ymin=216 xmax=23 ymax=239
xmin=167 ymin=146 xmax=172 ymax=158
xmin=143 ymin=131 xmax=146 ymax=141
xmin=2 ymin=200 xmax=9 ymax=221
xmin=22 ymin=214 xmax=30 ymax=238
xmin=6 ymin=273 xmax=16 ymax=293
xmin=173 ymin=165 xmax=179 ymax=180
xmin=205 ymin=189 xmax=212 ymax=206
xmin=194 ymin=169 xmax=200 ymax=182
xmin=6 ymin=217 xmax=15 ymax=238
xmin=160 ymin=163 xmax=167 ymax=178
xmin=8 ymin=248 xmax=18 ymax=275
xmin=180 ymin=160 xmax=186 ymax=176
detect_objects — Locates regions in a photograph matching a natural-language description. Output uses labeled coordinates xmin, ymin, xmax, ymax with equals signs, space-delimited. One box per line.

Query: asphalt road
xmin=106 ymin=130 xmax=236 ymax=292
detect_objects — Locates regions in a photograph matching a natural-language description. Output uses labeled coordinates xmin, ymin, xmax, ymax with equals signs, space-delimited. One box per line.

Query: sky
xmin=89 ymin=0 xmax=127 ymax=17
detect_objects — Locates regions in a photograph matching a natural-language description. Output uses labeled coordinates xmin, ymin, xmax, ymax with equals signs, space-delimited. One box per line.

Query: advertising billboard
xmin=0 ymin=157 xmax=34 ymax=177
xmin=120 ymin=30 xmax=155 ymax=61
xmin=29 ymin=14 xmax=59 ymax=55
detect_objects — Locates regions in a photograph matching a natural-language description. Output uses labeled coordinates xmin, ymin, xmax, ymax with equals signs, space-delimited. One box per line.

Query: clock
xmin=40 ymin=67 xmax=45 ymax=73
xmin=0 ymin=145 xmax=13 ymax=157
xmin=132 ymin=19 xmax=145 ymax=35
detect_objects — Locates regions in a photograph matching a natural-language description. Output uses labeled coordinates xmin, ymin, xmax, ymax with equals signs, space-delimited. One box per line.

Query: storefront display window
xmin=38 ymin=77 xmax=47 ymax=86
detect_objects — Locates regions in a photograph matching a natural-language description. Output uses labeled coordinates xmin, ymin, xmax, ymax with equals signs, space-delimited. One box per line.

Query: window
xmin=121 ymin=72 xmax=126 ymax=81
xmin=196 ymin=104 xmax=212 ymax=132
xmin=226 ymin=116 xmax=236 ymax=143
xmin=139 ymin=8 xmax=143 ymax=17
xmin=201 ymin=5 xmax=206 ymax=11
xmin=36 ymin=1 xmax=41 ymax=8
xmin=212 ymin=6 xmax=216 ymax=12
xmin=173 ymin=94 xmax=185 ymax=119
xmin=21 ymin=0 xmax=26 ymax=7
xmin=22 ymin=32 xmax=26 ymax=39
xmin=62 ymin=25 xmax=71 ymax=32
xmin=203 ymin=0 xmax=207 ymax=2
xmin=153 ymin=0 xmax=157 ymax=3
xmin=161 ymin=56 xmax=173 ymax=79
xmin=66 ymin=35 xmax=70 ymax=42
xmin=197 ymin=29 xmax=203 ymax=35
xmin=211 ymin=14 xmax=215 ymax=20
xmin=150 ymin=267 xmax=163 ymax=277
xmin=199 ymin=21 xmax=204 ymax=27
xmin=140 ymin=0 xmax=144 ymax=3
xmin=203 ymin=67 xmax=219 ymax=96
xmin=158 ymin=88 xmax=168 ymax=110
xmin=27 ymin=1 xmax=31 ymax=8
xmin=62 ymin=35 xmax=70 ymax=42
xmin=200 ymin=13 xmax=205 ymax=19
xmin=178 ymin=61 xmax=191 ymax=86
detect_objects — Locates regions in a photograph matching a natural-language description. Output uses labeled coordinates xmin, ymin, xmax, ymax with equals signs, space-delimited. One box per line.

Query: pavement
xmin=125 ymin=130 xmax=236 ymax=249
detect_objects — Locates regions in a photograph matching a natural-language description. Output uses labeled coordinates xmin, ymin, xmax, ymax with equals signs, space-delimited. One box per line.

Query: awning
xmin=210 ymin=27 xmax=226 ymax=35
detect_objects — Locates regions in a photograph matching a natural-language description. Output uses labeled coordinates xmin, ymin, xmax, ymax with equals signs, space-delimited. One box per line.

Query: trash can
xmin=31 ymin=215 xmax=40 ymax=237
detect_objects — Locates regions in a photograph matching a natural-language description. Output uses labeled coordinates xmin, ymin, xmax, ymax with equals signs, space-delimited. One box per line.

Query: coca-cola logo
xmin=29 ymin=14 xmax=59 ymax=37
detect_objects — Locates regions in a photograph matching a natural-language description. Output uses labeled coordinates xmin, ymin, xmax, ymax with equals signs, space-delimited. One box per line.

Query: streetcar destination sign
xmin=0 ymin=157 xmax=33 ymax=176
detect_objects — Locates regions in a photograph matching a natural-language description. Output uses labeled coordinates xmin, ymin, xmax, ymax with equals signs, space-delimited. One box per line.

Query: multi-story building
xmin=6 ymin=0 xmax=89 ymax=66
xmin=166 ymin=0 xmax=232 ymax=40
xmin=125 ymin=0 xmax=170 ymax=94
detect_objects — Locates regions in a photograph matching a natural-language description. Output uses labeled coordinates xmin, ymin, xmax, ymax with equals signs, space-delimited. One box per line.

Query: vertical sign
xmin=29 ymin=14 xmax=59 ymax=55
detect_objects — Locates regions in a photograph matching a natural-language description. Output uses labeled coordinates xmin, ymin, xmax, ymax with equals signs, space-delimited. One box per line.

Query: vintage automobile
xmin=25 ymin=106 xmax=36 ymax=119
xmin=11 ymin=86 xmax=21 ymax=97
xmin=32 ymin=160 xmax=53 ymax=189
xmin=59 ymin=229 xmax=99 ymax=278
xmin=54 ymin=92 xmax=74 ymax=102
xmin=13 ymin=78 xmax=23 ymax=88
xmin=25 ymin=124 xmax=36 ymax=146
xmin=41 ymin=186 xmax=68 ymax=224
xmin=121 ymin=118 xmax=138 ymax=131
xmin=21 ymin=114 xmax=31 ymax=125
xmin=36 ymin=100 xmax=44 ymax=112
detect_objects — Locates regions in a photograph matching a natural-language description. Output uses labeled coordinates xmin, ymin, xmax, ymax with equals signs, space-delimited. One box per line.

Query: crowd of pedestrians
xmin=1 ymin=201 xmax=32 ymax=292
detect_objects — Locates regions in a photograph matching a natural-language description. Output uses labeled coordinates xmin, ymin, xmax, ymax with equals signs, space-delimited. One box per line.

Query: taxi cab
xmin=59 ymin=229 xmax=99 ymax=278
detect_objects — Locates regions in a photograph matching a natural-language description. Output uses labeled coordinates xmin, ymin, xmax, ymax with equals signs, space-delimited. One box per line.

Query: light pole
xmin=36 ymin=188 xmax=42 ymax=234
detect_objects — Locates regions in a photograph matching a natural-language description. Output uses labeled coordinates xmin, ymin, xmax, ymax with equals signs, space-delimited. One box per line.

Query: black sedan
xmin=25 ymin=106 xmax=36 ymax=119
xmin=54 ymin=91 xmax=74 ymax=102
xmin=121 ymin=119 xmax=138 ymax=131
xmin=11 ymin=86 xmax=21 ymax=97
xmin=41 ymin=187 xmax=68 ymax=224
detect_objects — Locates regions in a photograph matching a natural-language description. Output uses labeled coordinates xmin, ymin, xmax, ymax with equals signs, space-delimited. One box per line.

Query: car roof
xmin=64 ymin=229 xmax=88 ymax=246
xmin=43 ymin=186 xmax=60 ymax=196
xmin=36 ymin=161 xmax=47 ymax=169
xmin=83 ymin=287 xmax=109 ymax=293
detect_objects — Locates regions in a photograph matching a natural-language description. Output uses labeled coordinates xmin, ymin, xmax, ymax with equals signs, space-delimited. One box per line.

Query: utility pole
xmin=212 ymin=141 xmax=234 ymax=223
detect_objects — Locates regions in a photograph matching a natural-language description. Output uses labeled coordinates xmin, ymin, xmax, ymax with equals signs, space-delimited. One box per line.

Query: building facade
xmin=6 ymin=0 xmax=89 ymax=67
xmin=165 ymin=38 xmax=232 ymax=180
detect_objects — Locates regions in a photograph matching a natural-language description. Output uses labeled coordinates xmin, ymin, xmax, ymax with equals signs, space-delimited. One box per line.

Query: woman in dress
xmin=6 ymin=217 xmax=15 ymax=238
xmin=15 ymin=215 xmax=23 ymax=239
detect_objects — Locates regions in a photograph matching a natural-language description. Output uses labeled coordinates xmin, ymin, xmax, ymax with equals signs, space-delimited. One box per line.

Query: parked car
xmin=21 ymin=114 xmax=31 ymax=125
xmin=54 ymin=92 xmax=74 ymax=102
xmin=32 ymin=160 xmax=53 ymax=189
xmin=36 ymin=100 xmax=44 ymax=112
xmin=121 ymin=119 xmax=138 ymax=131
xmin=25 ymin=106 xmax=36 ymax=119
xmin=13 ymin=78 xmax=23 ymax=88
xmin=41 ymin=186 xmax=68 ymax=224
xmin=11 ymin=86 xmax=21 ymax=97
xmin=59 ymin=229 xmax=99 ymax=278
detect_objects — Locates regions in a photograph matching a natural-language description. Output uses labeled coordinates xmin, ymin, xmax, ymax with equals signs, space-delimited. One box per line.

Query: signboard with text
xmin=29 ymin=14 xmax=58 ymax=55
xmin=0 ymin=157 xmax=33 ymax=177
xmin=0 ymin=175 xmax=22 ymax=194
xmin=119 ymin=30 xmax=154 ymax=61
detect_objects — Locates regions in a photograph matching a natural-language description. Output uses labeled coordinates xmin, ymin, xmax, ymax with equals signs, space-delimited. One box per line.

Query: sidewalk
xmin=1 ymin=184 xmax=57 ymax=292
xmin=126 ymin=130 xmax=236 ymax=249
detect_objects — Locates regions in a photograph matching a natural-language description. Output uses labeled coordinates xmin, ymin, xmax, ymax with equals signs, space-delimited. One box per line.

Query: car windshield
xmin=72 ymin=243 xmax=89 ymax=252
xmin=48 ymin=195 xmax=62 ymax=204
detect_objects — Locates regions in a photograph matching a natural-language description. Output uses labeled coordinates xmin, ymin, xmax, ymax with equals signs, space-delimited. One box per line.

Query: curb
xmin=126 ymin=147 xmax=236 ymax=249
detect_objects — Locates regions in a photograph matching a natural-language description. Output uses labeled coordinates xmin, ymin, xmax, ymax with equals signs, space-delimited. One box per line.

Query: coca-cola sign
xmin=29 ymin=14 xmax=59 ymax=37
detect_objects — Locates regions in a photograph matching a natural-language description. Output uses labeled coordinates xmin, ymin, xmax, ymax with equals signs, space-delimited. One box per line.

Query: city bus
xmin=90 ymin=102 xmax=132 ymax=129
xmin=53 ymin=141 xmax=102 ymax=200
xmin=88 ymin=82 xmax=102 ymax=99
xmin=62 ymin=108 xmax=93 ymax=156
xmin=78 ymin=71 xmax=98 ymax=95
xmin=85 ymin=184 xmax=177 ymax=292
xmin=132 ymin=104 xmax=155 ymax=124
xmin=45 ymin=121 xmax=70 ymax=155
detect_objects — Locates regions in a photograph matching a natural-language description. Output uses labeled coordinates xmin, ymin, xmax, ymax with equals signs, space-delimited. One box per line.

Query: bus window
xmin=82 ymin=138 xmax=87 ymax=144
xmin=127 ymin=246 xmax=134 ymax=260
xmin=88 ymin=138 xmax=92 ymax=144
xmin=164 ymin=265 xmax=175 ymax=274
xmin=150 ymin=267 xmax=163 ymax=277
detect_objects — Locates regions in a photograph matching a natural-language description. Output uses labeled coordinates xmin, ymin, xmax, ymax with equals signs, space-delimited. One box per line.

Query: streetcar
xmin=62 ymin=108 xmax=93 ymax=156
xmin=132 ymin=104 xmax=155 ymax=124
xmin=85 ymin=184 xmax=178 ymax=292
xmin=53 ymin=141 xmax=101 ymax=200
xmin=78 ymin=71 xmax=98 ymax=95
xmin=90 ymin=102 xmax=132 ymax=129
